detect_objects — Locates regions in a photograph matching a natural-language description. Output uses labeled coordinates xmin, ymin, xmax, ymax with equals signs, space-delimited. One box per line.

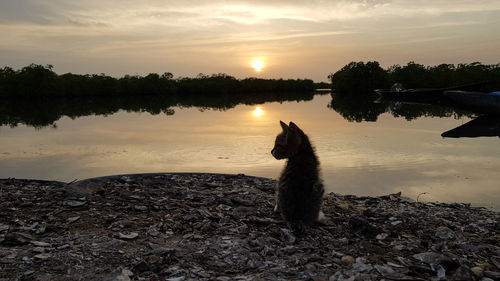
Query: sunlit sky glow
xmin=252 ymin=60 xmax=264 ymax=72
xmin=1 ymin=0 xmax=499 ymax=81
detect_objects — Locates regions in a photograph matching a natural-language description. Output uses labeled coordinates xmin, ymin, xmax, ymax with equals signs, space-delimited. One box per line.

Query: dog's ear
xmin=280 ymin=120 xmax=289 ymax=132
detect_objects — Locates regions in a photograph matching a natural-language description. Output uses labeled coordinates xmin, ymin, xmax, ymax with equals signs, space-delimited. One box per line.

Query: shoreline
xmin=1 ymin=173 xmax=499 ymax=280
xmin=3 ymin=172 xmax=497 ymax=212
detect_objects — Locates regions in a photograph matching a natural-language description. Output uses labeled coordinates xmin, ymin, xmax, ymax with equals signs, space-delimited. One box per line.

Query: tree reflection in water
xmin=0 ymin=92 xmax=315 ymax=128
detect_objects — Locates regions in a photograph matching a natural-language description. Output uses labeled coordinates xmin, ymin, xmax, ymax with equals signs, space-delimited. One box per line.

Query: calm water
xmin=1 ymin=94 xmax=499 ymax=209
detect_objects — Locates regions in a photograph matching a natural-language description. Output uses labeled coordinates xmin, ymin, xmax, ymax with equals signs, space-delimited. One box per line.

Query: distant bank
xmin=328 ymin=61 xmax=500 ymax=94
xmin=0 ymin=64 xmax=321 ymax=97
xmin=3 ymin=61 xmax=498 ymax=98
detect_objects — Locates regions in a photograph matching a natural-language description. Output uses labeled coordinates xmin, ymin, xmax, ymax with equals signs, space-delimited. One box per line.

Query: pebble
xmin=492 ymin=256 xmax=500 ymax=269
xmin=33 ymin=254 xmax=50 ymax=260
xmin=0 ymin=224 xmax=9 ymax=232
xmin=413 ymin=252 xmax=459 ymax=272
xmin=134 ymin=205 xmax=147 ymax=211
xmin=57 ymin=244 xmax=70 ymax=250
xmin=352 ymin=257 xmax=373 ymax=273
xmin=457 ymin=242 xmax=479 ymax=252
xmin=463 ymin=223 xmax=485 ymax=233
xmin=471 ymin=266 xmax=484 ymax=277
xmin=118 ymin=232 xmax=139 ymax=240
xmin=121 ymin=269 xmax=133 ymax=276
xmin=104 ymin=270 xmax=131 ymax=281
xmin=261 ymin=245 xmax=275 ymax=256
xmin=66 ymin=200 xmax=87 ymax=207
xmin=341 ymin=256 xmax=355 ymax=267
xmin=165 ymin=277 xmax=185 ymax=281
xmin=391 ymin=220 xmax=402 ymax=226
xmin=435 ymin=226 xmax=456 ymax=240
xmin=67 ymin=216 xmax=81 ymax=223
xmin=31 ymin=241 xmax=51 ymax=247
xmin=331 ymin=250 xmax=344 ymax=258
xmin=2 ymin=232 xmax=33 ymax=245
xmin=147 ymin=227 xmax=160 ymax=237
xmin=32 ymin=247 xmax=46 ymax=253
xmin=484 ymin=271 xmax=500 ymax=279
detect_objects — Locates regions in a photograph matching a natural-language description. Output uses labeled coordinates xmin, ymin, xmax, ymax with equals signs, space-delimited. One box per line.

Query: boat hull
xmin=444 ymin=91 xmax=500 ymax=115
xmin=441 ymin=115 xmax=500 ymax=138
xmin=375 ymin=82 xmax=487 ymax=104
xmin=375 ymin=88 xmax=446 ymax=103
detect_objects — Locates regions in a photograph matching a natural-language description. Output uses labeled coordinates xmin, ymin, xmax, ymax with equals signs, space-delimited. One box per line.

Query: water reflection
xmin=327 ymin=92 xmax=499 ymax=138
xmin=1 ymin=91 xmax=489 ymax=130
xmin=253 ymin=106 xmax=264 ymax=117
xmin=328 ymin=92 xmax=475 ymax=123
xmin=0 ymin=92 xmax=315 ymax=129
xmin=328 ymin=93 xmax=387 ymax=122
xmin=1 ymin=93 xmax=499 ymax=209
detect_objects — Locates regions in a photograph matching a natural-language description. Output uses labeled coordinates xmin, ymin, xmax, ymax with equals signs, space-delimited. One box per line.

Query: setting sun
xmin=252 ymin=60 xmax=264 ymax=72
xmin=253 ymin=106 xmax=263 ymax=116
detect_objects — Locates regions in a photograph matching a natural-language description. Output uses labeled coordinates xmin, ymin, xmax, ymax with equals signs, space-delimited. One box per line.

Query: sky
xmin=1 ymin=0 xmax=500 ymax=81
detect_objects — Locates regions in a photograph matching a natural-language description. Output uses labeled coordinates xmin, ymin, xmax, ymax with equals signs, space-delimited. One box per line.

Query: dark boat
xmin=375 ymin=82 xmax=486 ymax=103
xmin=444 ymin=90 xmax=500 ymax=115
xmin=441 ymin=115 xmax=500 ymax=138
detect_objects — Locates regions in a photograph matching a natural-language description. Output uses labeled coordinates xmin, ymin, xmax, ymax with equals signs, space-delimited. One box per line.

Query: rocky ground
xmin=0 ymin=173 xmax=499 ymax=281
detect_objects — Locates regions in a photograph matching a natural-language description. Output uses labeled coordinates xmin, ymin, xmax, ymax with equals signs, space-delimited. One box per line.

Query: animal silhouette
xmin=271 ymin=121 xmax=324 ymax=232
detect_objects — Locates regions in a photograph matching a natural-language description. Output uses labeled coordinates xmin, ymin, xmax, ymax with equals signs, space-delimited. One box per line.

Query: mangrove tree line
xmin=0 ymin=64 xmax=316 ymax=97
xmin=329 ymin=61 xmax=500 ymax=94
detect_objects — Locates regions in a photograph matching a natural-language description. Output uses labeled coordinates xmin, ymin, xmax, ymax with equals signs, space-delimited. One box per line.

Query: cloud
xmin=1 ymin=0 xmax=499 ymax=80
xmin=0 ymin=1 xmax=57 ymax=24
xmin=3 ymin=1 xmax=500 ymax=27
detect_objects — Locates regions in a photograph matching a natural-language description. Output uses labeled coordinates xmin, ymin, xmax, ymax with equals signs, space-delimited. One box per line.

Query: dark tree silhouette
xmin=328 ymin=61 xmax=389 ymax=94
xmin=0 ymin=64 xmax=316 ymax=97
xmin=329 ymin=61 xmax=500 ymax=95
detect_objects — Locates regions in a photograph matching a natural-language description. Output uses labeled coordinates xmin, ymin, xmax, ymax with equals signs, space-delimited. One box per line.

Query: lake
xmin=1 ymin=93 xmax=499 ymax=209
